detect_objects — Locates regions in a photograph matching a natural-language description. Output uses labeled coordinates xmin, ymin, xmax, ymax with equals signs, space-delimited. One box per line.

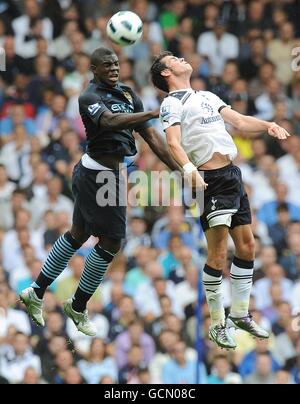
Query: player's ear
xmin=90 ymin=65 xmax=97 ymax=75
xmin=161 ymin=69 xmax=171 ymax=78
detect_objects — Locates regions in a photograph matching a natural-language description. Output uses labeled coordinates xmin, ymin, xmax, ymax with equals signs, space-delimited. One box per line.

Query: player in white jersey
xmin=150 ymin=52 xmax=291 ymax=349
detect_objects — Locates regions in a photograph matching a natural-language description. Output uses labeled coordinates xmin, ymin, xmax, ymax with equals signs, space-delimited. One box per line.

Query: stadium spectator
xmin=268 ymin=203 xmax=290 ymax=256
xmin=123 ymin=212 xmax=152 ymax=260
xmin=26 ymin=55 xmax=61 ymax=108
xmin=0 ymin=284 xmax=31 ymax=336
xmin=162 ymin=340 xmax=204 ymax=384
xmin=124 ymin=246 xmax=155 ymax=293
xmin=15 ymin=259 xmax=46 ymax=295
xmin=127 ymin=365 xmax=160 ymax=384
xmin=50 ymin=20 xmax=79 ymax=60
xmin=118 ymin=344 xmax=145 ymax=384
xmin=0 ymin=164 xmax=16 ymax=230
xmin=0 ymin=124 xmax=32 ymax=186
xmin=78 ymin=338 xmax=117 ymax=384
xmin=244 ymin=353 xmax=276 ymax=384
xmin=270 ymin=300 xmax=292 ymax=336
xmin=238 ymin=338 xmax=280 ymax=379
xmin=274 ymin=369 xmax=295 ymax=385
xmin=273 ymin=321 xmax=299 ymax=366
xmin=291 ymin=267 xmax=300 ymax=313
xmin=267 ymin=22 xmax=297 ymax=85
xmin=257 ymin=182 xmax=300 ymax=227
xmin=280 ymin=231 xmax=300 ymax=280
xmin=0 ymin=331 xmax=41 ymax=384
xmin=36 ymin=335 xmax=69 ymax=383
xmin=63 ymin=366 xmax=85 ymax=384
xmin=284 ymin=337 xmax=300 ymax=384
xmin=12 ymin=0 xmax=53 ymax=58
xmin=0 ymin=36 xmax=31 ymax=85
xmin=0 ymin=102 xmax=36 ymax=139
xmin=115 ymin=319 xmax=155 ymax=370
xmin=22 ymin=366 xmax=43 ymax=384
xmin=108 ymin=294 xmax=137 ymax=341
xmin=51 ymin=349 xmax=75 ymax=384
xmin=197 ymin=18 xmax=239 ymax=77
xmin=30 ymin=176 xmax=73 ymax=228
xmin=253 ymin=263 xmax=293 ymax=310
xmin=208 ymin=355 xmax=241 ymax=384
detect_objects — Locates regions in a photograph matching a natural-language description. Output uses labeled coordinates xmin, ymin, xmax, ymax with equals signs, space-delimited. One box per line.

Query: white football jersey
xmin=160 ymin=89 xmax=238 ymax=167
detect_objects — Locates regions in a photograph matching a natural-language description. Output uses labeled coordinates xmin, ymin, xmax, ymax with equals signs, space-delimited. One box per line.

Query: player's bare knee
xmin=236 ymin=239 xmax=255 ymax=261
xmin=207 ymin=248 xmax=227 ymax=269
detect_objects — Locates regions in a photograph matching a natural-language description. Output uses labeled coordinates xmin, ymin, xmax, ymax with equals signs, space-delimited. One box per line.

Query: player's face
xmin=93 ymin=55 xmax=120 ymax=86
xmin=163 ymin=55 xmax=193 ymax=75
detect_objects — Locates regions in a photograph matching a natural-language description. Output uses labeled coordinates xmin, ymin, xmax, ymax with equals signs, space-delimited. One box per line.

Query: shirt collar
xmin=169 ymin=88 xmax=192 ymax=94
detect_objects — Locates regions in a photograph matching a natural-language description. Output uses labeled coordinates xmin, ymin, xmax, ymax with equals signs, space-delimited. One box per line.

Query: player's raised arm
xmin=165 ymin=124 xmax=208 ymax=190
xmin=80 ymin=92 xmax=159 ymax=131
xmin=100 ymin=109 xmax=159 ymax=131
xmin=158 ymin=94 xmax=207 ymax=190
xmin=220 ymin=107 xmax=291 ymax=140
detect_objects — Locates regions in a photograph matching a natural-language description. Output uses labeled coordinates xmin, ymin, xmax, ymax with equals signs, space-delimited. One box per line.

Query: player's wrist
xmin=183 ymin=162 xmax=197 ymax=174
xmin=268 ymin=122 xmax=277 ymax=130
xmin=267 ymin=122 xmax=278 ymax=135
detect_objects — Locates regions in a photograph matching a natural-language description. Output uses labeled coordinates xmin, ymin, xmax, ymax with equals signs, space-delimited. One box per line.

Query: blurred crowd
xmin=0 ymin=0 xmax=300 ymax=385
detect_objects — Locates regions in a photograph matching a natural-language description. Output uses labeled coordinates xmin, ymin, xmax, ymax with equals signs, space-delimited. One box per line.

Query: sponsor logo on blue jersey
xmin=111 ymin=103 xmax=134 ymax=113
xmin=88 ymin=103 xmax=102 ymax=116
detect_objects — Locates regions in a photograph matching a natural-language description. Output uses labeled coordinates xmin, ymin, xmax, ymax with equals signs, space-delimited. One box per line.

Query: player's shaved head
xmin=91 ymin=47 xmax=120 ymax=86
xmin=91 ymin=47 xmax=117 ymax=66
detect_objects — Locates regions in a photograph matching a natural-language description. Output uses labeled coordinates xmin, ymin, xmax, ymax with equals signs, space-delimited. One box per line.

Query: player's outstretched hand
xmin=187 ymin=170 xmax=208 ymax=191
xmin=268 ymin=123 xmax=291 ymax=140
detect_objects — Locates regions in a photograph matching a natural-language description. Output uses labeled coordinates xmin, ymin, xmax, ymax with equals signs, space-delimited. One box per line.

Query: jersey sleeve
xmin=207 ymin=92 xmax=231 ymax=113
xmin=79 ymin=93 xmax=110 ymax=125
xmin=132 ymin=93 xmax=151 ymax=131
xmin=160 ymin=97 xmax=183 ymax=131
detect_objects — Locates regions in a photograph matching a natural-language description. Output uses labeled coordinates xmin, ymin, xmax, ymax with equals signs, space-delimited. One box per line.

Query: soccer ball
xmin=107 ymin=11 xmax=143 ymax=46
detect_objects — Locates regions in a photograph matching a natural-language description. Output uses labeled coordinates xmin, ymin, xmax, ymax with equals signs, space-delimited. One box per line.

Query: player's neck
xmin=168 ymin=79 xmax=192 ymax=93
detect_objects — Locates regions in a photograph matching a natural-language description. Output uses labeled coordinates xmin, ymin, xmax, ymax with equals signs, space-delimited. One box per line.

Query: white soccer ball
xmin=107 ymin=11 xmax=143 ymax=46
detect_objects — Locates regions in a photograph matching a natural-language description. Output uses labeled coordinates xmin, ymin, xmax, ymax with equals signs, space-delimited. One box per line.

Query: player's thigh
xmin=229 ymin=224 xmax=255 ymax=260
xmin=71 ymin=202 xmax=90 ymax=245
xmin=201 ymin=165 xmax=242 ymax=232
xmin=205 ymin=225 xmax=229 ymax=268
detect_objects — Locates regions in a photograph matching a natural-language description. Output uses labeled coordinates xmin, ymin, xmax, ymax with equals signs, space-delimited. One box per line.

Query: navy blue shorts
xmin=200 ymin=164 xmax=252 ymax=232
xmin=72 ymin=161 xmax=127 ymax=239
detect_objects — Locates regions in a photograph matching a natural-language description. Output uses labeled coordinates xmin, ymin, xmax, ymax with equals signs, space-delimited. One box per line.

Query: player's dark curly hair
xmin=150 ymin=51 xmax=173 ymax=93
